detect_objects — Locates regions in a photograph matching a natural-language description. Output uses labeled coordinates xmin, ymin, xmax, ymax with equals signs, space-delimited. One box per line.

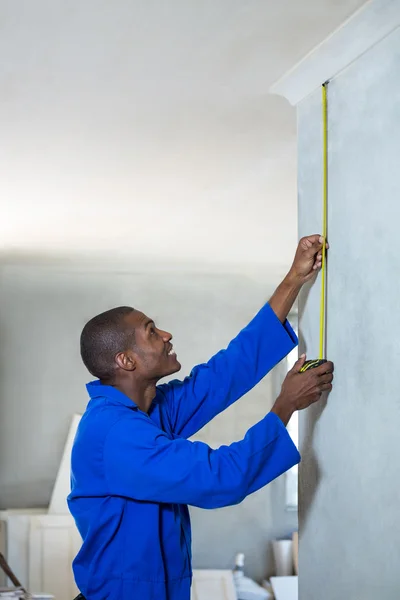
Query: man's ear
xmin=115 ymin=350 xmax=136 ymax=372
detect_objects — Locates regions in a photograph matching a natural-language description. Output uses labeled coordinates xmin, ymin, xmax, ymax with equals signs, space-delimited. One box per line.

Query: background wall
xmin=298 ymin=26 xmax=400 ymax=600
xmin=0 ymin=0 xmax=366 ymax=269
xmin=0 ymin=260 xmax=296 ymax=580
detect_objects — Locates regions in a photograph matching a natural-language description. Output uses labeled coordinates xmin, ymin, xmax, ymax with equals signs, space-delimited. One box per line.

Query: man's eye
xmin=150 ymin=328 xmax=155 ymax=335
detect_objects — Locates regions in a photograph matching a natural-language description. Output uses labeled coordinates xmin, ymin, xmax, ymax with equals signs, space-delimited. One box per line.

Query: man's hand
xmin=268 ymin=234 xmax=328 ymax=323
xmin=271 ymin=355 xmax=334 ymax=425
xmin=288 ymin=235 xmax=328 ymax=286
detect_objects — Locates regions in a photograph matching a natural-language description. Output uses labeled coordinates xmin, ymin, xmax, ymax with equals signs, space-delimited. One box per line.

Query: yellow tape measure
xmin=300 ymin=83 xmax=328 ymax=373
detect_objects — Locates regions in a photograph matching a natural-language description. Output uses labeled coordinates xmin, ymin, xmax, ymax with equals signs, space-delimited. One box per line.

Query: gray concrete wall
xmin=0 ymin=260 xmax=296 ymax=580
xmin=298 ymin=26 xmax=400 ymax=600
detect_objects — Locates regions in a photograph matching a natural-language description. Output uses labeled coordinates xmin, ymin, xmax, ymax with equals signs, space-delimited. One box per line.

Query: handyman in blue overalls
xmin=69 ymin=235 xmax=333 ymax=600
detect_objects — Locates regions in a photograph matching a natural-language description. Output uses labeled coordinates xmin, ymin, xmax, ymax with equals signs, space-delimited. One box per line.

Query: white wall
xmin=0 ymin=260 xmax=296 ymax=580
xmin=297 ymin=24 xmax=400 ymax=600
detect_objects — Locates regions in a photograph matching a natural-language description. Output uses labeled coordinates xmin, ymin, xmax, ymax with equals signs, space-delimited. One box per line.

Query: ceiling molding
xmin=270 ymin=0 xmax=400 ymax=106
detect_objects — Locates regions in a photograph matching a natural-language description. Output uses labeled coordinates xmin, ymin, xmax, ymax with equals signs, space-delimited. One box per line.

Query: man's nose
xmin=160 ymin=329 xmax=172 ymax=342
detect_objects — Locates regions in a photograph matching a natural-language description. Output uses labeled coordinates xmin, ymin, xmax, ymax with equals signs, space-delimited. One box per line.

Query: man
xmin=69 ymin=235 xmax=333 ymax=600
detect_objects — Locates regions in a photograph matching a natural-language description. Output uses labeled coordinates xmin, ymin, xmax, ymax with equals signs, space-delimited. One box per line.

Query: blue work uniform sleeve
xmin=103 ymin=411 xmax=300 ymax=509
xmin=157 ymin=303 xmax=297 ymax=438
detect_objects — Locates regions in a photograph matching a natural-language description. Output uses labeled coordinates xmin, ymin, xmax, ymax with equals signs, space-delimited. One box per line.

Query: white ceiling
xmin=0 ymin=0 xmax=366 ymax=271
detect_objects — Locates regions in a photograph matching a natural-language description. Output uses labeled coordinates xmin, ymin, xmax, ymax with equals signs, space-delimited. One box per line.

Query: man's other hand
xmin=271 ymin=355 xmax=334 ymax=425
xmin=287 ymin=235 xmax=329 ymax=285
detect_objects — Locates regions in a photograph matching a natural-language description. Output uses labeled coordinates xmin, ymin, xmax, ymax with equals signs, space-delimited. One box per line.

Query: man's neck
xmin=112 ymin=378 xmax=158 ymax=413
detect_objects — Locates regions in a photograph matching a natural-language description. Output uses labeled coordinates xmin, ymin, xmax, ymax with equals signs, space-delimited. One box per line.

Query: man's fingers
xmin=299 ymin=235 xmax=329 ymax=249
xmin=315 ymin=360 xmax=334 ymax=375
xmin=318 ymin=373 xmax=334 ymax=385
xmin=301 ymin=234 xmax=322 ymax=246
xmin=292 ymin=354 xmax=306 ymax=373
xmin=300 ymin=236 xmax=323 ymax=256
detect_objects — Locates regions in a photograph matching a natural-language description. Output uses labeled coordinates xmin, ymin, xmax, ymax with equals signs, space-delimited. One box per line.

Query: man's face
xmin=122 ymin=310 xmax=181 ymax=380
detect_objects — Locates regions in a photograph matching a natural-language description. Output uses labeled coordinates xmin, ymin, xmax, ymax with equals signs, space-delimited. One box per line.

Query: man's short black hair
xmin=80 ymin=306 xmax=136 ymax=380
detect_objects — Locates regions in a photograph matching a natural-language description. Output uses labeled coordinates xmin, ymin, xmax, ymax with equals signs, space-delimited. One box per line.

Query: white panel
xmin=0 ymin=520 xmax=6 ymax=586
xmin=0 ymin=509 xmax=44 ymax=588
xmin=191 ymin=570 xmax=236 ymax=600
xmin=292 ymin=533 xmax=298 ymax=576
xmin=270 ymin=576 xmax=298 ymax=600
xmin=49 ymin=414 xmax=81 ymax=515
xmin=29 ymin=515 xmax=81 ymax=600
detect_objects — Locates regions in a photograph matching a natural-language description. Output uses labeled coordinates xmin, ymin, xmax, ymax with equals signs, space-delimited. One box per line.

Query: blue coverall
xmin=68 ymin=303 xmax=300 ymax=599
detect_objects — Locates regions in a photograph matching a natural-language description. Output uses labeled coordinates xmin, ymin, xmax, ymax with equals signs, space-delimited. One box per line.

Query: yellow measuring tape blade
xmin=319 ymin=83 xmax=328 ymax=360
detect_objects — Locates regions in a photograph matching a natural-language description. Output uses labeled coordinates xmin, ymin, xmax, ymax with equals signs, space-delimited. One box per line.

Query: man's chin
xmin=159 ymin=361 xmax=182 ymax=379
xmin=169 ymin=359 xmax=182 ymax=375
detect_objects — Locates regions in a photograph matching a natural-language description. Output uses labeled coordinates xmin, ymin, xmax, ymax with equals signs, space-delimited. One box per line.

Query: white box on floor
xmin=191 ymin=570 xmax=236 ymax=600
xmin=270 ymin=576 xmax=298 ymax=600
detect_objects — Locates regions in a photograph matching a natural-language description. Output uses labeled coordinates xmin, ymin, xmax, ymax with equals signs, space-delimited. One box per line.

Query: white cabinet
xmin=0 ymin=509 xmax=44 ymax=588
xmin=191 ymin=570 xmax=236 ymax=600
xmin=0 ymin=511 xmax=80 ymax=600
xmin=29 ymin=515 xmax=80 ymax=600
xmin=0 ymin=519 xmax=6 ymax=586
